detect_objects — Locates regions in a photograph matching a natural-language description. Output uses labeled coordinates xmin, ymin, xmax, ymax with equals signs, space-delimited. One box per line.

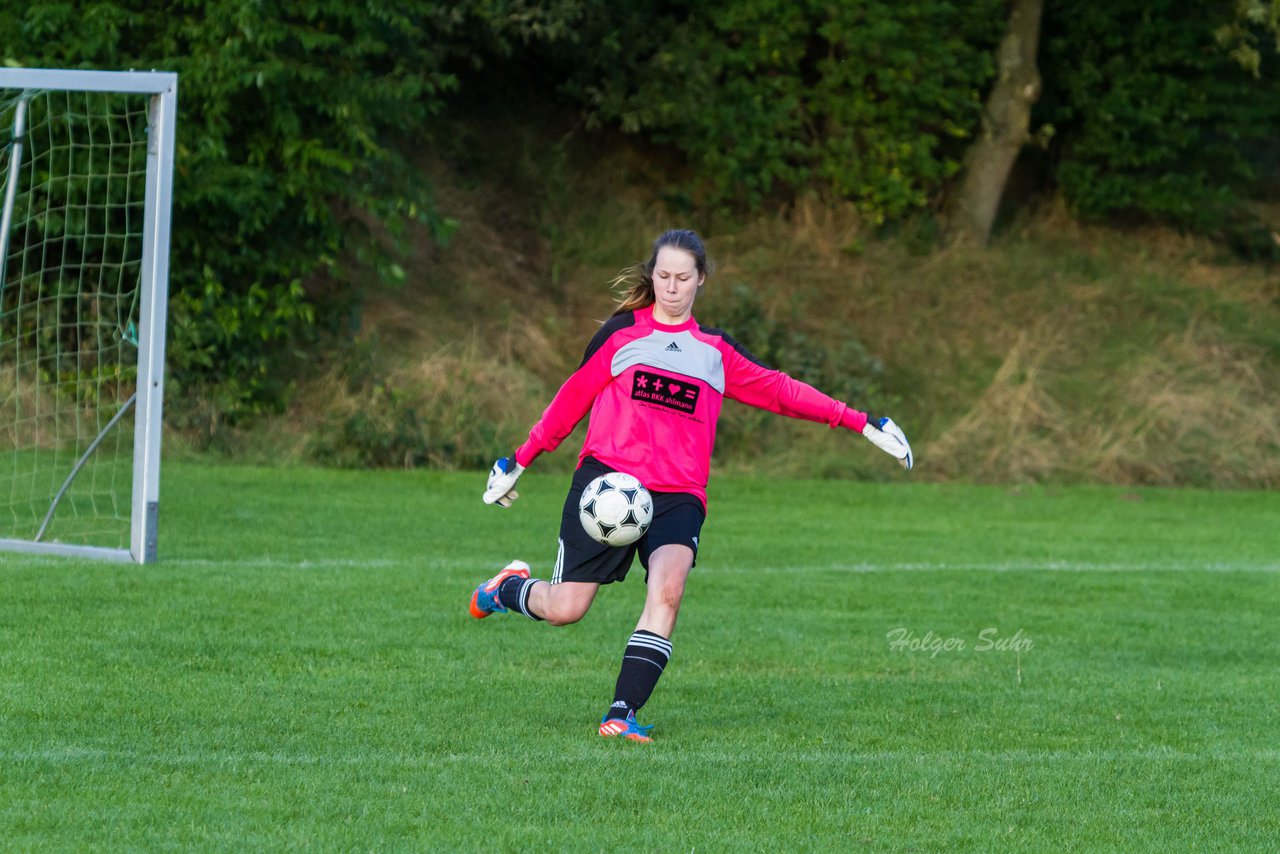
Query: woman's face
xmin=651 ymin=246 xmax=704 ymax=323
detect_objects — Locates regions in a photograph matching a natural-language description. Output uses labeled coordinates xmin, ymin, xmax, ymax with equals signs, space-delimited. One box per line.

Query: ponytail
xmin=611 ymin=264 xmax=654 ymax=314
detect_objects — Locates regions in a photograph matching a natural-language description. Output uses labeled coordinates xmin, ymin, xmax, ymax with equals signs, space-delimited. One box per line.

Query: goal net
xmin=0 ymin=69 xmax=176 ymax=563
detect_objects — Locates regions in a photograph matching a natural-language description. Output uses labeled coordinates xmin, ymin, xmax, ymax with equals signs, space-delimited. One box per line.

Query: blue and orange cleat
xmin=599 ymin=711 xmax=654 ymax=743
xmin=469 ymin=560 xmax=531 ymax=619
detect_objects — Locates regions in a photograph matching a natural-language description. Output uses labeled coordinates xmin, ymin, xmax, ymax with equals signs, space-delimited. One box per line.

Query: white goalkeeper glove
xmin=862 ymin=416 xmax=914 ymax=471
xmin=482 ymin=455 xmax=525 ymax=508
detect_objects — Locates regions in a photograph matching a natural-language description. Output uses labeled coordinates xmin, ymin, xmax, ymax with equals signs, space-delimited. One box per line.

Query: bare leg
xmin=635 ymin=544 xmax=695 ymax=637
xmin=526 ymin=579 xmax=599 ymax=626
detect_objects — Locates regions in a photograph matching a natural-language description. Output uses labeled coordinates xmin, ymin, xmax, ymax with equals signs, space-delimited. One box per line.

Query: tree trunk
xmin=947 ymin=0 xmax=1044 ymax=247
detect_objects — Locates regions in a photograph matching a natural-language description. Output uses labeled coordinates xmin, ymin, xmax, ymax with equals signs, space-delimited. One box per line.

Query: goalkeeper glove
xmin=482 ymin=455 xmax=525 ymax=508
xmin=862 ymin=416 xmax=914 ymax=471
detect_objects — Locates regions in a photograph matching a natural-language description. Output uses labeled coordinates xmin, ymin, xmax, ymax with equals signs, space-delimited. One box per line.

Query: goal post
xmin=0 ymin=68 xmax=177 ymax=563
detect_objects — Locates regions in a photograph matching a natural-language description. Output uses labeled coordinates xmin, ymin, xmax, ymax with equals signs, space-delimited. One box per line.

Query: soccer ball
xmin=578 ymin=471 xmax=654 ymax=547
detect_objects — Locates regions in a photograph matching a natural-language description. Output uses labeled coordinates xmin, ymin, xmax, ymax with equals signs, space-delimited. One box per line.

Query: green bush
xmin=306 ymin=381 xmax=433 ymax=470
xmin=1038 ymin=0 xmax=1280 ymax=235
xmin=1 ymin=2 xmax=502 ymax=419
xmin=554 ymin=0 xmax=1003 ymax=219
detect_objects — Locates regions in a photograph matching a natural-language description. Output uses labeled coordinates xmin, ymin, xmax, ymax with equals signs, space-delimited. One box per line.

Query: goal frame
xmin=0 ymin=68 xmax=177 ymax=563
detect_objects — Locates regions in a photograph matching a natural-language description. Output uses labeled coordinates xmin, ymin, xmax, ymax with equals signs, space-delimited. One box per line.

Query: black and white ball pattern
xmin=578 ymin=472 xmax=654 ymax=546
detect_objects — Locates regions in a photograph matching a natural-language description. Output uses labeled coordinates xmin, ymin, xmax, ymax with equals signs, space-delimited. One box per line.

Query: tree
xmin=0 ymin=1 xmax=587 ymax=422
xmin=947 ymin=0 xmax=1280 ymax=248
xmin=945 ymin=0 xmax=1044 ymax=246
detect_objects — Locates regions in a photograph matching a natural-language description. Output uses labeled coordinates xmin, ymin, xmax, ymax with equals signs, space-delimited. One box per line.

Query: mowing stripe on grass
xmin=21 ymin=558 xmax=1262 ymax=573
xmin=6 ymin=746 xmax=1279 ymax=767
xmin=725 ymin=561 xmax=1280 ymax=573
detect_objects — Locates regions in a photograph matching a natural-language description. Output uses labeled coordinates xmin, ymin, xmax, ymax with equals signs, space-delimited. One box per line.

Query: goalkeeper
xmin=469 ymin=229 xmax=913 ymax=742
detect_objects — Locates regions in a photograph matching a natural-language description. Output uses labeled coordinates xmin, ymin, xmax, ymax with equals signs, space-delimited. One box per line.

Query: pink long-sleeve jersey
xmin=514 ymin=308 xmax=870 ymax=509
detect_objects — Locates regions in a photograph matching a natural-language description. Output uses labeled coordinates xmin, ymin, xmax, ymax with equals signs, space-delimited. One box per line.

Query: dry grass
xmin=925 ymin=325 xmax=1069 ymax=482
xmin=191 ymin=119 xmax=1279 ymax=487
xmin=924 ymin=315 xmax=1279 ymax=487
xmin=0 ymin=367 xmax=135 ymax=451
xmin=332 ymin=194 xmax=1280 ymax=487
xmin=1092 ymin=327 xmax=1279 ymax=486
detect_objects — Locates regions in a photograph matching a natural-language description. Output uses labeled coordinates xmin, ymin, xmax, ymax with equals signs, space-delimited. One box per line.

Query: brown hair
xmin=612 ymin=229 xmax=712 ymax=314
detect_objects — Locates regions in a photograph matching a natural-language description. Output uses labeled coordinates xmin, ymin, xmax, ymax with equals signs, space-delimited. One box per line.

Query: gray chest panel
xmin=611 ymin=330 xmax=725 ymax=394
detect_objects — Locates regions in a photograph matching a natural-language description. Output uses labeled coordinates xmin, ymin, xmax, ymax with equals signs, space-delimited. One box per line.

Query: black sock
xmin=605 ymin=630 xmax=672 ymax=720
xmin=496 ymin=576 xmax=544 ymax=621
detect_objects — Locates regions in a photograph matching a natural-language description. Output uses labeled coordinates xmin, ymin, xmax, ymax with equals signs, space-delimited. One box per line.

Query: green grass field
xmin=2 ymin=463 xmax=1277 ymax=851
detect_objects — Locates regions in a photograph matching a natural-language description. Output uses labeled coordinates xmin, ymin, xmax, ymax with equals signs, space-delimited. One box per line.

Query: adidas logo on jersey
xmin=665 ymin=341 xmax=682 ymax=352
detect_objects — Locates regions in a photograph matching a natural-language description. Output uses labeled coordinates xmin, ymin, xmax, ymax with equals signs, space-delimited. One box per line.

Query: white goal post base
xmin=0 ymin=68 xmax=176 ymax=563
xmin=0 ymin=536 xmax=145 ymax=563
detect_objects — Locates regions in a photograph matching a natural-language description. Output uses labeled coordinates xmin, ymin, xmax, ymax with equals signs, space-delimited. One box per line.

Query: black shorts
xmin=551 ymin=457 xmax=705 ymax=585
